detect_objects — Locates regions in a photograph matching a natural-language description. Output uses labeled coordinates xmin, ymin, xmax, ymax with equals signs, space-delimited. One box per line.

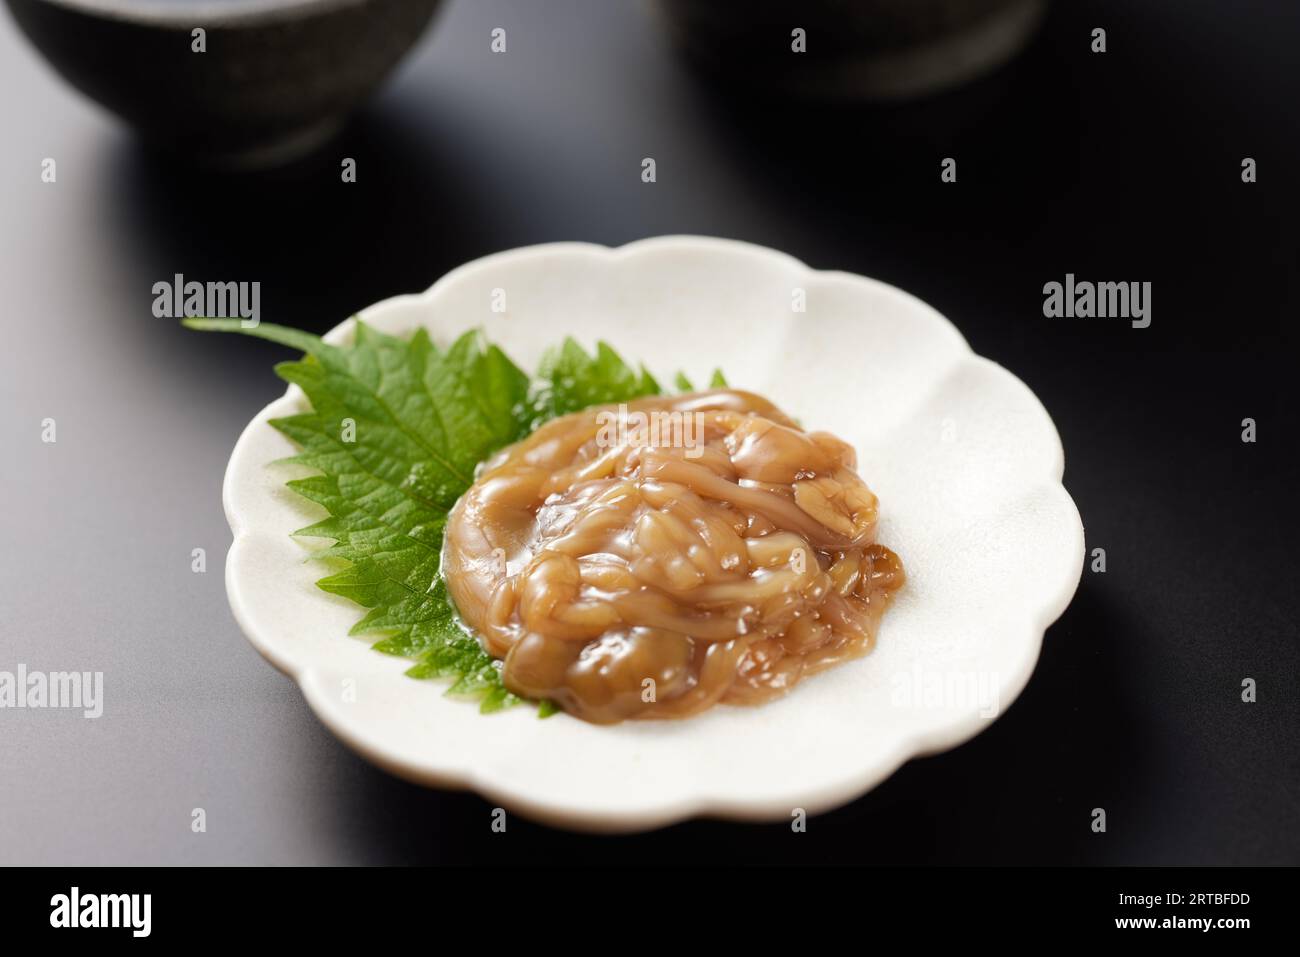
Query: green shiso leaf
xmin=187 ymin=318 xmax=716 ymax=716
xmin=529 ymin=338 xmax=661 ymax=423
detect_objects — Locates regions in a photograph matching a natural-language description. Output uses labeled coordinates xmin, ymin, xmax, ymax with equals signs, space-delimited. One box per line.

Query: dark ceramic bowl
xmin=4 ymin=0 xmax=441 ymax=166
xmin=655 ymin=0 xmax=1048 ymax=101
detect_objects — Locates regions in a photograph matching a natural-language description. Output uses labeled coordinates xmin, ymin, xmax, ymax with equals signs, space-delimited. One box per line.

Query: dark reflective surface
xmin=0 ymin=0 xmax=1296 ymax=864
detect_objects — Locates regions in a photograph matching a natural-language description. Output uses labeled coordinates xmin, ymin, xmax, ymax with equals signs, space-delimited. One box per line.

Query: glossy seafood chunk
xmin=443 ymin=390 xmax=905 ymax=723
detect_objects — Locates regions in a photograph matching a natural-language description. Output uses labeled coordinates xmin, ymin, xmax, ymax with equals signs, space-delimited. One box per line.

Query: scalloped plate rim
xmin=221 ymin=235 xmax=1085 ymax=832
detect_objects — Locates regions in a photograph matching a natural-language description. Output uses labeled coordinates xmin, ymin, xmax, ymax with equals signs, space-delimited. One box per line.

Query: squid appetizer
xmin=444 ymin=390 xmax=905 ymax=724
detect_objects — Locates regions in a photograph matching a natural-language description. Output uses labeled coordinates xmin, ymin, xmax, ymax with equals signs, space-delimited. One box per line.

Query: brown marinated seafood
xmin=443 ymin=389 xmax=905 ymax=724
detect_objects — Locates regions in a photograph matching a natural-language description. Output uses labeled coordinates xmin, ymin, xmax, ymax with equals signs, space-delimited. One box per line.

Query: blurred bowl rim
xmin=24 ymin=0 xmax=383 ymax=27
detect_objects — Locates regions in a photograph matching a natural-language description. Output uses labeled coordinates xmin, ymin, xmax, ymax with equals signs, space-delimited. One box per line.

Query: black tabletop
xmin=1 ymin=0 xmax=1296 ymax=865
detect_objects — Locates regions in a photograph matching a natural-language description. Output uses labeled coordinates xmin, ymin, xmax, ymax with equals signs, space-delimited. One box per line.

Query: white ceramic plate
xmin=223 ymin=236 xmax=1084 ymax=832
